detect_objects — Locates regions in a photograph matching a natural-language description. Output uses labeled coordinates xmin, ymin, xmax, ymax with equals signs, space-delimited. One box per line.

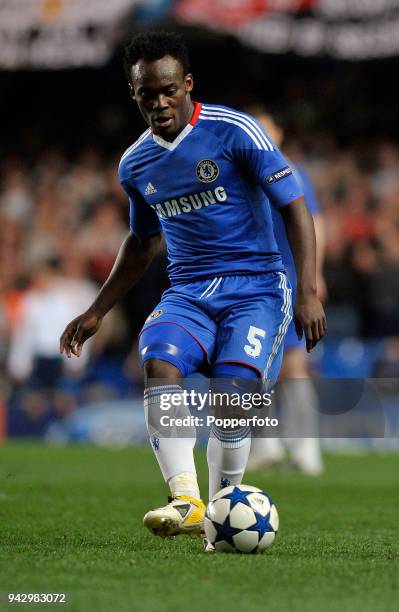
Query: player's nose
xmin=153 ymin=94 xmax=169 ymax=111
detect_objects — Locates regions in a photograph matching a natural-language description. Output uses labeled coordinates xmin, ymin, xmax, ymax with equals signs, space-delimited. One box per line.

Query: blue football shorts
xmin=284 ymin=318 xmax=305 ymax=351
xmin=283 ymin=277 xmax=306 ymax=351
xmin=139 ymin=272 xmax=292 ymax=386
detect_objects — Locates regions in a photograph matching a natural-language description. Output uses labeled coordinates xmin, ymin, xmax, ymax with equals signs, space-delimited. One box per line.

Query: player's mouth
xmin=153 ymin=115 xmax=173 ymax=129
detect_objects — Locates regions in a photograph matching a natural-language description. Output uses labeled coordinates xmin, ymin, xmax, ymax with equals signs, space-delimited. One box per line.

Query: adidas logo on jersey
xmin=145 ymin=182 xmax=157 ymax=195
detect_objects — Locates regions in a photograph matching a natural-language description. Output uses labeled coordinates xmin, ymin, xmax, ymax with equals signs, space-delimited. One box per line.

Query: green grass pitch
xmin=1 ymin=443 xmax=398 ymax=612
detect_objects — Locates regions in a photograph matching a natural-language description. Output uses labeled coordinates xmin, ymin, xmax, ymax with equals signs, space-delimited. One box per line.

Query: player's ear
xmin=184 ymin=74 xmax=194 ymax=93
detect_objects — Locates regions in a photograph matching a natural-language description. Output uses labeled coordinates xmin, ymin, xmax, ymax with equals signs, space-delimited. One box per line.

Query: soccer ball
xmin=204 ymin=484 xmax=279 ymax=553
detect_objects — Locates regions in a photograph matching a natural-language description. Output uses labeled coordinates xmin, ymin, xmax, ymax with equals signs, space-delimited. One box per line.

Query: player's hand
xmin=60 ymin=309 xmax=103 ymax=358
xmin=293 ymin=293 xmax=327 ymax=352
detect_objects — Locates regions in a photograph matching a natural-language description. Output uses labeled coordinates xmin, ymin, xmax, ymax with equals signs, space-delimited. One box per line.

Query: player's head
xmin=245 ymin=104 xmax=285 ymax=148
xmin=124 ymin=31 xmax=194 ymax=140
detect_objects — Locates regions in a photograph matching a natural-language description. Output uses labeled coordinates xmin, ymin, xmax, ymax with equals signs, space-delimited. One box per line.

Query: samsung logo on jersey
xmin=266 ymin=166 xmax=292 ymax=184
xmin=152 ymin=186 xmax=227 ymax=218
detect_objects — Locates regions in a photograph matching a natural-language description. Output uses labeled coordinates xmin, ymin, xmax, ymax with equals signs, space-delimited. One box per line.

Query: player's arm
xmin=296 ymin=166 xmax=327 ymax=303
xmin=279 ymin=198 xmax=326 ymax=351
xmin=313 ymin=214 xmax=327 ymax=302
xmin=60 ymin=171 xmax=163 ymax=358
xmin=228 ymin=116 xmax=326 ymax=350
xmin=60 ymin=231 xmax=162 ymax=357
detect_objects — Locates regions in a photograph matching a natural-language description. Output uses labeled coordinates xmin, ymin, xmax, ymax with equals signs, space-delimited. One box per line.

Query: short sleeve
xmin=227 ymin=116 xmax=304 ymax=208
xmin=121 ymin=180 xmax=162 ymax=239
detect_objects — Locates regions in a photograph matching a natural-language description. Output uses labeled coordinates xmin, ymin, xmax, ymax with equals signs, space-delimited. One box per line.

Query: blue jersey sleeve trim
xmin=130 ymin=228 xmax=163 ymax=240
xmin=273 ymin=193 xmax=305 ymax=209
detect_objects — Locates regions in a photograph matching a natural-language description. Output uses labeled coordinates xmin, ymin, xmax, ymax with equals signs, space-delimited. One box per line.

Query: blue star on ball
xmin=246 ymin=511 xmax=273 ymax=538
xmin=213 ymin=514 xmax=243 ymax=548
xmin=220 ymin=486 xmax=253 ymax=510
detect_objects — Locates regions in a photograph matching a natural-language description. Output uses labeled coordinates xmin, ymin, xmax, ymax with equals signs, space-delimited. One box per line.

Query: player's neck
xmin=157 ymin=100 xmax=195 ymax=143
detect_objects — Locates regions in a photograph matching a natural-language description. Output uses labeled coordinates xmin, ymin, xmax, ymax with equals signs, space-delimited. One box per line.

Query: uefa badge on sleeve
xmin=145 ymin=309 xmax=163 ymax=323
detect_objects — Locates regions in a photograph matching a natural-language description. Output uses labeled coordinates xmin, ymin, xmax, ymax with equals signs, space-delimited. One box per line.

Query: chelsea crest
xmin=196 ymin=159 xmax=219 ymax=183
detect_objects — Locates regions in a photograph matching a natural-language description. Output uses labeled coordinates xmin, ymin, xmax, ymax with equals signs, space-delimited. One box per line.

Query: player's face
xmin=130 ymin=55 xmax=194 ymax=141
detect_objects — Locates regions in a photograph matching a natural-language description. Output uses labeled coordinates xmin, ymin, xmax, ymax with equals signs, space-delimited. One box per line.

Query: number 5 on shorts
xmin=244 ymin=325 xmax=266 ymax=357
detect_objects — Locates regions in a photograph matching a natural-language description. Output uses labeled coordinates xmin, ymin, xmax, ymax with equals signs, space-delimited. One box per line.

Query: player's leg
xmin=139 ymin=287 xmax=217 ymax=537
xmin=279 ymin=347 xmax=324 ymax=475
xmin=247 ymin=319 xmax=302 ymax=470
xmin=247 ymin=436 xmax=285 ymax=470
xmin=143 ymin=355 xmax=199 ymax=497
xmin=142 ymin=353 xmax=206 ymax=538
xmin=207 ymin=272 xmax=292 ymax=500
xmin=249 ymin=312 xmax=324 ymax=474
xmin=206 ymin=362 xmax=258 ymax=499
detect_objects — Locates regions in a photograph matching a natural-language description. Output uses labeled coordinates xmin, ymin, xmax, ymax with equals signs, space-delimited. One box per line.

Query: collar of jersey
xmin=151 ymin=102 xmax=202 ymax=152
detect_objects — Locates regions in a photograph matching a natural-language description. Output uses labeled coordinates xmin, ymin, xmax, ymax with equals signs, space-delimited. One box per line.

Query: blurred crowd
xmin=295 ymin=137 xmax=399 ymax=338
xmin=1 ymin=130 xmax=399 ymax=432
xmin=0 ymin=146 xmax=169 ymax=431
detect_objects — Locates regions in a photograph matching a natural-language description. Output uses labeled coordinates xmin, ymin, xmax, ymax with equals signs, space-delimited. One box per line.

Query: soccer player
xmin=246 ymin=108 xmax=326 ymax=475
xmin=60 ymin=32 xmax=326 ymax=541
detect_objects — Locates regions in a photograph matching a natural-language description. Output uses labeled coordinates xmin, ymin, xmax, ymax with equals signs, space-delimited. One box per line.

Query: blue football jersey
xmin=272 ymin=163 xmax=320 ymax=287
xmin=119 ymin=102 xmax=303 ymax=285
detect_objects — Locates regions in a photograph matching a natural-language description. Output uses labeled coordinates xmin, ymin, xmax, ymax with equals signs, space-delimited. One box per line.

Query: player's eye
xmin=165 ymin=88 xmax=177 ymax=97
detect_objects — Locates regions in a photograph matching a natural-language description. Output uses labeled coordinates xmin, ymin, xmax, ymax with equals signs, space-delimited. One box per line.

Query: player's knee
xmin=210 ymin=362 xmax=261 ymax=397
xmin=209 ymin=362 xmax=262 ymax=428
xmin=143 ymin=358 xmax=181 ymax=385
xmin=139 ymin=322 xmax=206 ymax=378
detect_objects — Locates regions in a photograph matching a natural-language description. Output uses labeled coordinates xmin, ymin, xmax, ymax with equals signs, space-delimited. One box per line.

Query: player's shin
xmin=207 ymin=367 xmax=259 ymax=499
xmin=282 ymin=378 xmax=324 ymax=475
xmin=207 ymin=424 xmax=251 ymax=500
xmin=143 ymin=384 xmax=200 ymax=499
xmin=248 ymin=437 xmax=285 ymax=469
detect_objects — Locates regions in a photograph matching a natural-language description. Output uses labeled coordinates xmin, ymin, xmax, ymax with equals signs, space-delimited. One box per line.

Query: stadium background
xmin=1 ymin=0 xmax=399 ymax=446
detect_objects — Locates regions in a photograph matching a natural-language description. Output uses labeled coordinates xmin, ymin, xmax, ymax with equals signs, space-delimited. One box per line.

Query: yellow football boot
xmin=143 ymin=495 xmax=206 ymax=538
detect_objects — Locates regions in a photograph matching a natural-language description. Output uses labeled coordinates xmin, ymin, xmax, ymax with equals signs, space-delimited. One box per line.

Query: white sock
xmin=250 ymin=437 xmax=285 ymax=463
xmin=168 ymin=472 xmax=201 ymax=500
xmin=144 ymin=385 xmax=200 ymax=493
xmin=207 ymin=425 xmax=251 ymax=500
xmin=288 ymin=438 xmax=324 ymax=475
xmin=282 ymin=379 xmax=324 ymax=474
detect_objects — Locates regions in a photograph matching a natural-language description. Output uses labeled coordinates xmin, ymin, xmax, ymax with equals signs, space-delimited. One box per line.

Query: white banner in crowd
xmin=175 ymin=0 xmax=399 ymax=59
xmin=0 ymin=0 xmax=140 ymax=69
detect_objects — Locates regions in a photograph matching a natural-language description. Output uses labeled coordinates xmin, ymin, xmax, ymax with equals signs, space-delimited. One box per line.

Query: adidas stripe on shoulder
xmin=199 ymin=105 xmax=274 ymax=151
xmin=119 ymin=128 xmax=151 ymax=168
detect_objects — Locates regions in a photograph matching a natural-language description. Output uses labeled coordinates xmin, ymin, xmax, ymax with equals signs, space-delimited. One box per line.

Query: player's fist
xmin=293 ymin=293 xmax=327 ymax=352
xmin=60 ymin=309 xmax=103 ymax=358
